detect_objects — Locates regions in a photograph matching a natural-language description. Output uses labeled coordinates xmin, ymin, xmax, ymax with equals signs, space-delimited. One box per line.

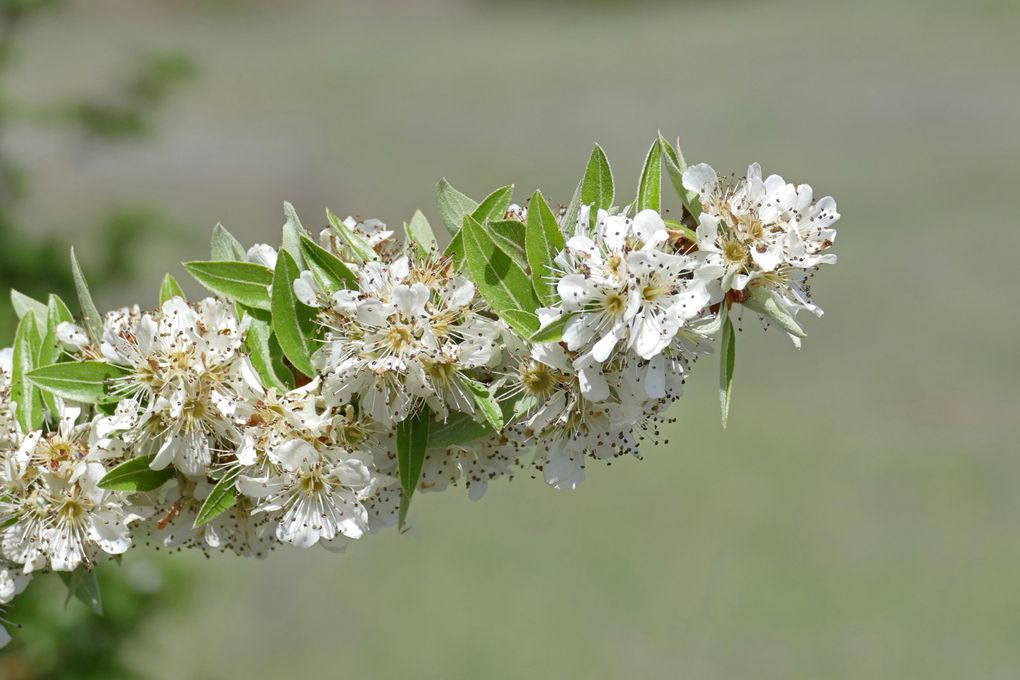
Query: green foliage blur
xmin=0 ymin=0 xmax=193 ymax=340
xmin=0 ymin=0 xmax=193 ymax=676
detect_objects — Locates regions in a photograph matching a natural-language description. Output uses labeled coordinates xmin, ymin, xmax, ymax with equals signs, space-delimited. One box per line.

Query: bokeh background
xmin=1 ymin=0 xmax=1018 ymax=677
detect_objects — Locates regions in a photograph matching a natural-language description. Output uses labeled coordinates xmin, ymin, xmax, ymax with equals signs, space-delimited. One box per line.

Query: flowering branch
xmin=0 ymin=135 xmax=839 ymax=643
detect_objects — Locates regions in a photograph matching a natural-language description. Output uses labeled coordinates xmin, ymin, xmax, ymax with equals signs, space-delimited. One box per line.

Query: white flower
xmin=242 ymin=439 xmax=374 ymax=548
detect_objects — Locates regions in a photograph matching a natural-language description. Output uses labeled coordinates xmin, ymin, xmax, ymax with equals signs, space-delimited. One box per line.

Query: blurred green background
xmin=2 ymin=0 xmax=1019 ymax=677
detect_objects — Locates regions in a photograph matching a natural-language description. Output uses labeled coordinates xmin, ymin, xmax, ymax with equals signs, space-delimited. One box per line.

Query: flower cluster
xmin=0 ymin=138 xmax=839 ymax=642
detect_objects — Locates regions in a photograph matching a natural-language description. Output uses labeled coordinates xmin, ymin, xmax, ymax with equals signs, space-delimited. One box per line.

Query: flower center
xmin=385 ymin=325 xmax=413 ymax=352
xmin=521 ymin=362 xmax=557 ymax=398
xmin=602 ymin=292 xmax=627 ymax=318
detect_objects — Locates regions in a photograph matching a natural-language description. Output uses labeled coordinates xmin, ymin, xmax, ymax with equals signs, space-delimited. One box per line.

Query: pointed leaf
xmin=271 ymin=250 xmax=316 ymax=378
xmin=635 ymin=137 xmax=662 ymax=213
xmin=397 ymin=406 xmax=431 ymax=529
xmin=427 ymin=412 xmax=494 ymax=450
xmin=159 ymin=273 xmax=186 ymax=305
xmin=37 ymin=295 xmax=74 ymax=413
xmin=299 ymin=235 xmax=358 ymax=292
xmin=184 ymin=261 xmax=273 ymax=310
xmin=720 ymin=312 xmax=736 ymax=429
xmin=242 ymin=306 xmax=293 ymax=392
xmin=435 ymin=177 xmax=478 ymax=237
xmin=405 ymin=209 xmax=437 ymax=259
xmin=327 ymin=208 xmax=377 ymax=263
xmin=98 ymin=454 xmax=175 ymax=491
xmin=70 ymin=247 xmax=103 ymax=344
xmin=660 ymin=133 xmax=702 ymax=218
xmin=10 ymin=290 xmax=47 ymax=336
xmin=461 ymin=377 xmax=503 ymax=431
xmin=580 ymin=144 xmax=614 ymax=225
xmin=462 ymin=214 xmax=540 ymax=318
xmin=210 ymin=223 xmax=247 ymax=262
xmin=743 ymin=286 xmax=807 ymax=339
xmin=194 ymin=467 xmax=241 ymax=528
xmin=28 ymin=361 xmax=130 ymax=405
xmin=281 ymin=201 xmax=307 ymax=268
xmin=525 ymin=190 xmax=566 ymax=304
xmin=12 ymin=314 xmax=43 ymax=431
xmin=471 ymin=185 xmax=514 ymax=224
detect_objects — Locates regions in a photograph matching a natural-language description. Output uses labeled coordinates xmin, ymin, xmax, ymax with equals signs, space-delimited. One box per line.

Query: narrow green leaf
xmin=720 ymin=312 xmax=736 ymax=429
xmin=28 ymin=361 xmax=130 ymax=405
xmin=405 ymin=209 xmax=437 ymax=259
xmin=427 ymin=412 xmax=493 ymax=450
xmin=299 ymin=235 xmax=358 ymax=292
xmin=184 ymin=261 xmax=273 ymax=310
xmin=59 ymin=567 xmax=102 ymax=615
xmin=210 ymin=223 xmax=247 ymax=262
xmin=12 ymin=314 xmax=43 ymax=431
xmin=462 ymin=214 xmax=541 ymax=317
xmin=660 ymin=132 xmax=702 ymax=218
xmin=435 ymin=177 xmax=478 ymax=237
xmin=37 ymin=295 xmax=74 ymax=413
xmin=471 ymin=185 xmax=514 ymax=224
xmin=530 ymin=312 xmax=577 ymax=343
xmin=327 ymin=208 xmax=378 ymax=263
xmin=242 ymin=306 xmax=293 ymax=392
xmin=281 ymin=201 xmax=307 ymax=269
xmin=159 ymin=273 xmax=186 ymax=305
xmin=500 ymin=309 xmax=540 ymax=337
xmin=635 ymin=137 xmax=662 ymax=213
xmin=461 ymin=377 xmax=503 ymax=432
xmin=487 ymin=219 xmax=529 ymax=272
xmin=397 ymin=406 xmax=431 ymax=530
xmin=70 ymin=247 xmax=103 ymax=344
xmin=525 ymin=190 xmax=566 ymax=305
xmin=271 ymin=250 xmax=316 ymax=378
xmin=580 ymin=144 xmax=614 ymax=225
xmin=10 ymin=290 xmax=47 ymax=335
xmin=98 ymin=455 xmax=176 ymax=491
xmin=194 ymin=467 xmax=241 ymax=528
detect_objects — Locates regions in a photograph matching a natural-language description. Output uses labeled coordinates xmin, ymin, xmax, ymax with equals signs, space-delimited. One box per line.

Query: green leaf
xmin=194 ymin=467 xmax=241 ymax=528
xmin=98 ymin=455 xmax=176 ymax=492
xmin=499 ymin=309 xmax=540 ymax=337
xmin=242 ymin=306 xmax=293 ymax=392
xmin=10 ymin=290 xmax=47 ymax=336
xmin=159 ymin=273 xmax=186 ymax=305
xmin=462 ymin=214 xmax=541 ymax=319
xmin=184 ymin=261 xmax=273 ymax=310
xmin=580 ymin=144 xmax=614 ymax=226
xmin=28 ymin=361 xmax=130 ymax=405
xmin=397 ymin=406 xmax=431 ymax=530
xmin=525 ymin=190 xmax=566 ymax=305
xmin=70 ymin=247 xmax=103 ymax=344
xmin=720 ymin=311 xmax=736 ymax=429
xmin=435 ymin=177 xmax=478 ymax=237
xmin=487 ymin=219 xmax=529 ymax=271
xmin=472 ymin=184 xmax=514 ymax=224
xmin=742 ymin=286 xmax=807 ymax=339
xmin=210 ymin=223 xmax=247 ymax=262
xmin=59 ymin=567 xmax=103 ymax=615
xmin=427 ymin=412 xmax=494 ymax=450
xmin=37 ymin=295 xmax=74 ymax=413
xmin=530 ymin=312 xmax=577 ymax=343
xmin=97 ymin=454 xmax=175 ymax=491
xmin=461 ymin=377 xmax=503 ymax=432
xmin=659 ymin=132 xmax=702 ymax=218
xmin=281 ymin=201 xmax=307 ymax=269
xmin=635 ymin=137 xmax=662 ymax=213
xmin=405 ymin=209 xmax=437 ymax=259
xmin=299 ymin=235 xmax=358 ymax=293
xmin=12 ymin=314 xmax=43 ymax=432
xmin=327 ymin=208 xmax=378 ymax=263
xmin=271 ymin=250 xmax=316 ymax=378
